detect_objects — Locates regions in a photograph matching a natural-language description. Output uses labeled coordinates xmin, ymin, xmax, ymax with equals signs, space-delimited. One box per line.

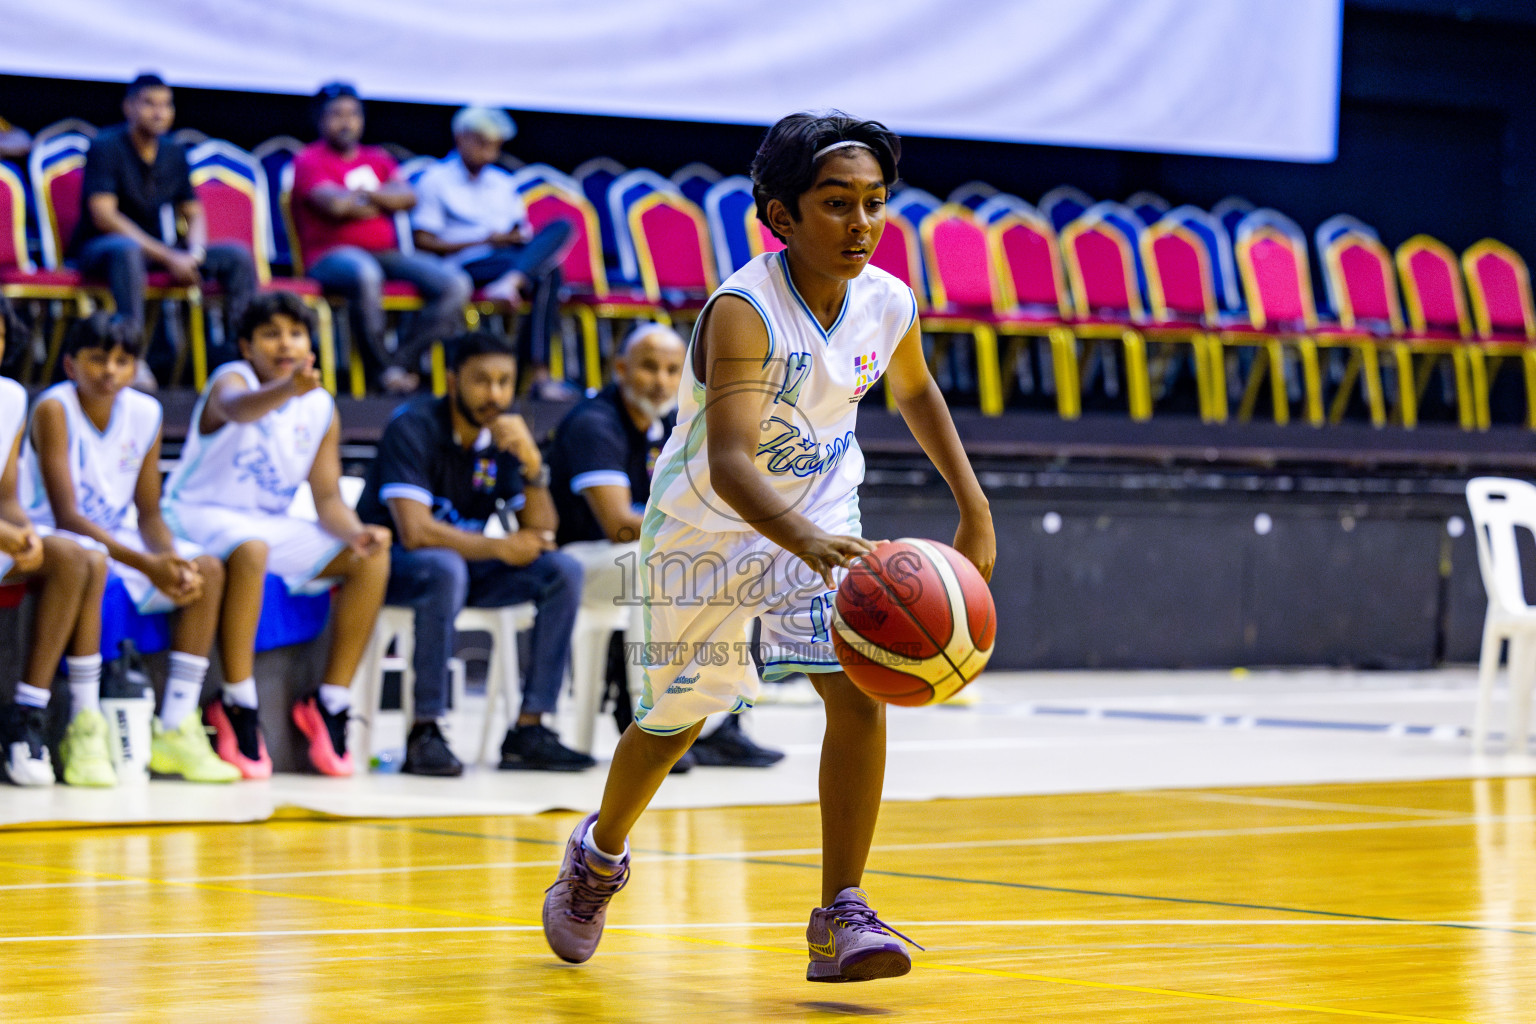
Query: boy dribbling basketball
xmin=542 ymin=112 xmax=995 ymax=981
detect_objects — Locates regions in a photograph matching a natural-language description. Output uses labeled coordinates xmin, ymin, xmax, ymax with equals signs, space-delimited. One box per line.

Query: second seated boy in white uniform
xmin=163 ymin=292 xmax=390 ymax=778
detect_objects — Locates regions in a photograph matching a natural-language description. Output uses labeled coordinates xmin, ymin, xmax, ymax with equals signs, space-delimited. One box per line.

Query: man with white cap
xmin=412 ymin=107 xmax=574 ymax=396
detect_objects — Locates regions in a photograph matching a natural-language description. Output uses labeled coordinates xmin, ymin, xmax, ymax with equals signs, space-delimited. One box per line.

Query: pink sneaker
xmin=205 ymin=701 xmax=272 ymax=780
xmin=543 ymin=812 xmax=629 ymax=963
xmin=291 ymin=695 xmax=353 ymax=777
xmin=806 ymin=887 xmax=921 ymax=982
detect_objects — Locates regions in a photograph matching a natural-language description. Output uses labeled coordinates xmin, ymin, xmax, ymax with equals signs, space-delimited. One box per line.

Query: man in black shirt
xmin=548 ymin=323 xmax=785 ymax=769
xmin=357 ymin=330 xmax=590 ymax=775
xmin=69 ymin=74 xmax=256 ymax=378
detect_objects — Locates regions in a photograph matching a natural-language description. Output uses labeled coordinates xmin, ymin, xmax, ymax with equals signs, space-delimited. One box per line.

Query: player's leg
xmin=44 ymin=538 xmax=115 ymax=787
xmin=314 ymin=542 xmax=389 ymax=690
xmin=810 ymin=669 xmax=886 ymax=903
xmin=205 ymin=540 xmax=270 ymax=778
xmin=149 ymin=550 xmax=239 ymax=783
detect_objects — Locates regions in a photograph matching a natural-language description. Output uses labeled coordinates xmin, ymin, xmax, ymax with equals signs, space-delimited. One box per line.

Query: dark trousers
xmin=458 ymin=220 xmax=573 ymax=371
xmin=74 ymin=235 xmax=257 ymax=367
xmin=306 ymin=246 xmax=472 ymax=384
xmin=384 ymin=545 xmax=583 ymax=722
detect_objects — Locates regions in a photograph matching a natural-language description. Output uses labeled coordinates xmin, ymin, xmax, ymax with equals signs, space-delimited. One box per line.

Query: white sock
xmin=223 ymin=678 xmax=258 ymax=710
xmin=160 ymin=652 xmax=210 ymax=730
xmin=66 ymin=654 xmax=103 ymax=718
xmin=582 ymin=822 xmax=627 ymax=865
xmin=14 ymin=682 xmax=50 ymax=709
xmin=318 ymin=684 xmax=352 ymax=715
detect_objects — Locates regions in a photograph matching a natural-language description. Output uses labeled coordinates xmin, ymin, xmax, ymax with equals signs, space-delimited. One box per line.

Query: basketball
xmin=831 ymin=538 xmax=996 ymax=706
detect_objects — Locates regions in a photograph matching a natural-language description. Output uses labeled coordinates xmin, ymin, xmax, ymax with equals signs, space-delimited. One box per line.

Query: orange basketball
xmin=832 ymin=538 xmax=996 ymax=705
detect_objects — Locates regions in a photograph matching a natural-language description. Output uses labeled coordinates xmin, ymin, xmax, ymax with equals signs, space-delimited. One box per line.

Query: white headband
xmin=812 ymin=140 xmax=874 ymax=162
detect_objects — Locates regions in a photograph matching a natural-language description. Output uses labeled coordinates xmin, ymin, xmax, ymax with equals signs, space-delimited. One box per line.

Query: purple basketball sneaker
xmin=543 ymin=812 xmax=629 ymax=963
xmin=806 ymin=887 xmax=922 ymax=982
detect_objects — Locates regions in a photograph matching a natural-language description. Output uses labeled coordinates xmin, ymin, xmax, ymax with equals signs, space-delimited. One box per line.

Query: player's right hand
xmin=149 ymin=554 xmax=203 ymax=605
xmin=794 ymin=531 xmax=875 ymax=589
xmin=9 ymin=527 xmax=43 ymax=575
xmin=288 ymin=353 xmax=322 ymax=395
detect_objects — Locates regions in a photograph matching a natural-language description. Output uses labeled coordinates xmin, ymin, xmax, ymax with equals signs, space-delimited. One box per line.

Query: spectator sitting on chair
xmin=355 ymin=330 xmax=590 ymax=776
xmin=548 ymin=322 xmax=785 ymax=769
xmin=411 ymin=106 xmax=574 ymax=399
xmin=25 ymin=313 xmax=239 ymax=784
xmin=162 ymin=291 xmax=392 ymax=779
xmin=291 ymin=82 xmax=471 ymax=395
xmin=68 ymin=73 xmax=257 ymax=385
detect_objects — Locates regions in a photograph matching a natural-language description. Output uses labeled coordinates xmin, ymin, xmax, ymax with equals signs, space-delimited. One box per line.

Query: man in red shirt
xmin=291 ymin=83 xmax=470 ymax=393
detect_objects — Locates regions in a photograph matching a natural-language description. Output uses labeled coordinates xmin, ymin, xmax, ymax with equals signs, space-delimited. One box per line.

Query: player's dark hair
xmin=312 ymin=81 xmax=362 ymax=127
xmin=751 ymin=111 xmax=901 ymax=243
xmin=64 ymin=311 xmax=141 ymax=359
xmin=447 ymin=329 xmax=516 ymax=371
xmin=125 ymin=73 xmax=168 ymax=100
xmin=237 ymin=291 xmax=317 ymax=344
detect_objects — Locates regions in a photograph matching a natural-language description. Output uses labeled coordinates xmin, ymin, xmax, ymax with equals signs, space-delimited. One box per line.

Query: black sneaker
xmin=3 ymin=703 xmax=54 ymax=786
xmin=689 ymin=716 xmax=785 ymax=768
xmin=402 ymin=721 xmax=464 ymax=777
xmin=498 ymin=723 xmax=596 ymax=772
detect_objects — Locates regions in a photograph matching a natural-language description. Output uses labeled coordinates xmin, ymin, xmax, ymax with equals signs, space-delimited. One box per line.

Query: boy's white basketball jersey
xmin=0 ymin=378 xmax=27 ymax=474
xmin=24 ymin=382 xmax=161 ymax=531
xmin=650 ymin=251 xmax=918 ymax=533
xmin=164 ymin=361 xmax=334 ymax=513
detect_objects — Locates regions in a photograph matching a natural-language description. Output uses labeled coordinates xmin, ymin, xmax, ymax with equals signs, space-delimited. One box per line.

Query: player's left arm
xmin=884 ymin=318 xmax=995 ymax=581
xmin=309 ymin=415 xmax=389 ymax=555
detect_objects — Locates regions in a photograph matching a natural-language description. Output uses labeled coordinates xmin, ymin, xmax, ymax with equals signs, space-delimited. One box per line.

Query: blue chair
xmin=1039 ymin=185 xmax=1094 ymax=233
xmin=252 ymin=137 xmax=303 ymax=272
xmin=573 ymin=157 xmax=627 ymax=274
xmin=671 ymin=162 xmax=721 ymax=208
xmin=1126 ymin=191 xmax=1170 ymax=227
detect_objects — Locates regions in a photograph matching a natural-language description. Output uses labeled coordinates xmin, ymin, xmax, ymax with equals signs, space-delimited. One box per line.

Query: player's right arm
xmin=32 ymin=400 xmax=190 ymax=594
xmin=700 ymin=295 xmax=872 ymax=587
xmin=200 ymin=356 xmax=321 ymax=434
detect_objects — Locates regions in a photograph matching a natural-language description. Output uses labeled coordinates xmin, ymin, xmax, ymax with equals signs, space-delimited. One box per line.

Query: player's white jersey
xmin=650 ymin=251 xmax=917 ymax=533
xmin=0 ymin=377 xmax=27 ymax=472
xmin=23 ymin=381 xmax=161 ymax=531
xmin=164 ymin=361 xmax=333 ymax=514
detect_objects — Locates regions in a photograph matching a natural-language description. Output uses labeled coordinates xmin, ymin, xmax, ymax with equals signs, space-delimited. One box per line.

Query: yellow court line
xmin=0 ymin=859 xmax=540 ymax=927
xmin=0 ymin=858 xmax=1483 ymax=1021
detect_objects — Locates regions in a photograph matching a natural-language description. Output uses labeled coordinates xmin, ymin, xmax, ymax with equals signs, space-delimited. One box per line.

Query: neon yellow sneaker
xmin=60 ymin=708 xmax=118 ymax=787
xmin=150 ymin=713 xmax=241 ymax=783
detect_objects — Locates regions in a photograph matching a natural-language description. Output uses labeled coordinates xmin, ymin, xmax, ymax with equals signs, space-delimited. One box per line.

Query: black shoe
xmin=690 ymin=716 xmax=785 ymax=768
xmin=3 ymin=703 xmax=54 ymax=786
xmin=669 ymin=749 xmax=696 ymax=775
xmin=498 ymin=723 xmax=596 ymax=772
xmin=402 ymin=721 xmax=464 ymax=777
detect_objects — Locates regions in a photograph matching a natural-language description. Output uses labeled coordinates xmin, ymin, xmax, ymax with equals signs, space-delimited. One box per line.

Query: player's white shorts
xmin=633 ymin=493 xmax=860 ymax=736
xmin=52 ymin=526 xmax=204 ymax=614
xmin=162 ymin=503 xmax=346 ymax=596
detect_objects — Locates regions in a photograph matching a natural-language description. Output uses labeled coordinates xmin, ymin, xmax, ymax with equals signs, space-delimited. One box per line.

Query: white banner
xmin=0 ymin=0 xmax=1341 ymax=161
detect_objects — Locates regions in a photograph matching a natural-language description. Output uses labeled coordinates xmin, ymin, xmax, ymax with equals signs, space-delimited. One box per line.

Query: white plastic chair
xmin=291 ymin=477 xmax=537 ymax=766
xmin=1465 ymin=477 xmax=1536 ymax=753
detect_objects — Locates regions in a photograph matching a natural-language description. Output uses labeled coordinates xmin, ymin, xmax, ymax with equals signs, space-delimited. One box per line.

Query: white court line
xmin=4 ymin=920 xmax=1534 ymax=945
xmin=1131 ymin=791 xmax=1468 ymax=818
xmin=8 ymin=816 xmax=1536 ymax=892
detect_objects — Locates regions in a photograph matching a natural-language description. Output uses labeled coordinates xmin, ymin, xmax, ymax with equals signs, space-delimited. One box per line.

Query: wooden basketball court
xmin=4 ymin=776 xmax=1533 ymax=1022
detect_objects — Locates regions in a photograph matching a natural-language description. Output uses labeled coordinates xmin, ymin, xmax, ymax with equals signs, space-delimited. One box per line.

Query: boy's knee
xmin=228 ymin=539 xmax=270 ymax=574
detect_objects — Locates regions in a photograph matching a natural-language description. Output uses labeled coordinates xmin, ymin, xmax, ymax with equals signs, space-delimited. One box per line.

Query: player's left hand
xmin=953 ymin=509 xmax=996 ymax=582
xmin=349 ymin=524 xmax=391 ymax=557
xmin=288 ymin=353 xmax=322 ymax=396
xmin=491 ymin=413 xmax=540 ymax=469
xmin=10 ymin=527 xmax=43 ymax=575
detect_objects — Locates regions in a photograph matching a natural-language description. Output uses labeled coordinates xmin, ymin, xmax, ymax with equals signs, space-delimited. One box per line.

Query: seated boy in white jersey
xmin=163 ymin=292 xmax=391 ymax=778
xmin=0 ymin=299 xmax=112 ymax=788
xmin=26 ymin=313 xmax=240 ymax=784
xmin=543 ymin=113 xmax=995 ymax=981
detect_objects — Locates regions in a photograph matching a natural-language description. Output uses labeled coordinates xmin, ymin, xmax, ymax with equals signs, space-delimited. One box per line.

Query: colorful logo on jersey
xmin=472 ymin=458 xmax=497 ymax=492
xmin=646 ymin=445 xmax=661 ymax=476
xmin=118 ymin=441 xmax=141 ymax=474
xmin=851 ymin=350 xmax=879 ymax=401
xmin=293 ymin=423 xmax=312 ymax=451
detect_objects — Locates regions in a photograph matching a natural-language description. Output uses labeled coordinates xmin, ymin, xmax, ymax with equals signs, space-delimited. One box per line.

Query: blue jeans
xmin=458 ymin=220 xmax=573 ymax=369
xmin=306 ymin=246 xmax=471 ymax=384
xmin=385 ymin=546 xmax=583 ymax=721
